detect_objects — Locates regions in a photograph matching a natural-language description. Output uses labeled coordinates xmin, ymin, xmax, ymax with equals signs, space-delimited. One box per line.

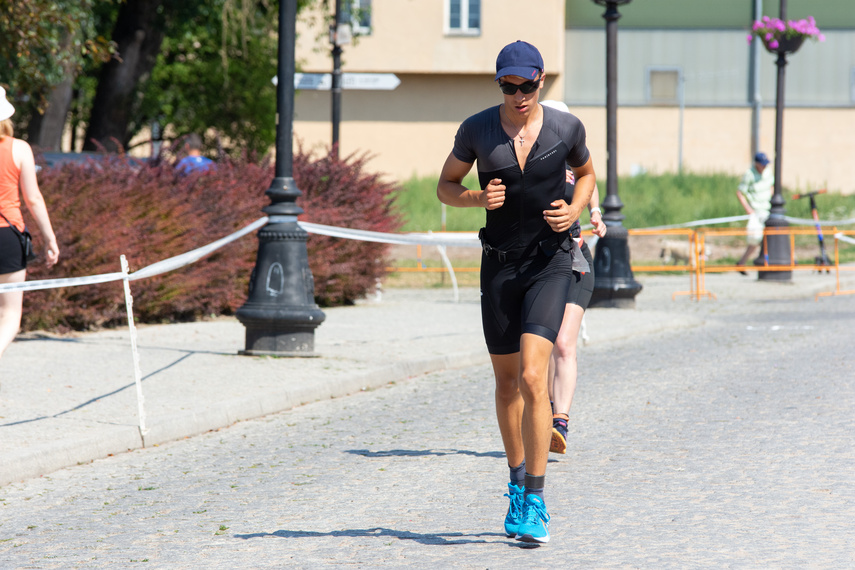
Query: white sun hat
xmin=540 ymin=99 xmax=570 ymax=114
xmin=0 ymin=87 xmax=15 ymax=121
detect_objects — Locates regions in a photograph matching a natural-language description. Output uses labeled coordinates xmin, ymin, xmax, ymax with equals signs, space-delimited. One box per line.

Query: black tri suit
xmin=452 ymin=104 xmax=591 ymax=354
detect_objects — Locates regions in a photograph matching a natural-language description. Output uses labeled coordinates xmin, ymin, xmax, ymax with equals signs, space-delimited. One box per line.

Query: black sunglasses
xmin=498 ymin=78 xmax=540 ymax=95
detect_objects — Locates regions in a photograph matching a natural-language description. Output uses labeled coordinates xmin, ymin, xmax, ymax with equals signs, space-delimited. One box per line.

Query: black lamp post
xmin=589 ymin=0 xmax=643 ymax=308
xmin=236 ymin=0 xmax=325 ymax=356
xmin=331 ymin=0 xmax=344 ymax=154
xmin=757 ymin=0 xmax=796 ymax=281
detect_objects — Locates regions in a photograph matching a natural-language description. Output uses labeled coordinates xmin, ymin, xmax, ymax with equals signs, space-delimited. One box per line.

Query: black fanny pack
xmin=0 ymin=212 xmax=37 ymax=263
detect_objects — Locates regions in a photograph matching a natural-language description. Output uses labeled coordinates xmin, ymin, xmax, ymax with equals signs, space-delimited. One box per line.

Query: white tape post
xmin=121 ymin=255 xmax=147 ymax=437
xmin=435 ymin=244 xmax=459 ymax=302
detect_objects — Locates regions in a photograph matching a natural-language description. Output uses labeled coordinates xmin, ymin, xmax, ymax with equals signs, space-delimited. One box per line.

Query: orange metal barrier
xmin=385 ymin=226 xmax=854 ymax=301
xmin=625 ymin=228 xmax=709 ymax=301
xmin=815 ymin=230 xmax=855 ymax=300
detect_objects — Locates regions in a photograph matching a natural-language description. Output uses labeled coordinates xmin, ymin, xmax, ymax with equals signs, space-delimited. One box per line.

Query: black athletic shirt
xmin=452 ymin=104 xmax=590 ymax=253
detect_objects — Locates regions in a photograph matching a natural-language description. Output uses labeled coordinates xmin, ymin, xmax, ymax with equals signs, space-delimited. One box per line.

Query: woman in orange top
xmin=0 ymin=87 xmax=59 ymax=359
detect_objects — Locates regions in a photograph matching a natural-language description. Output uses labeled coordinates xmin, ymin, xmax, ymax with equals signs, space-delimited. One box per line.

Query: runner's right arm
xmin=437 ymin=153 xmax=505 ymax=210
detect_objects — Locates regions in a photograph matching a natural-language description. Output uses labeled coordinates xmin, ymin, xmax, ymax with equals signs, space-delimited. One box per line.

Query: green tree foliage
xmin=140 ymin=0 xmax=281 ymax=156
xmin=5 ymin=0 xmax=321 ymax=155
xmin=139 ymin=0 xmax=320 ymax=156
xmin=0 ymin=0 xmax=114 ymax=114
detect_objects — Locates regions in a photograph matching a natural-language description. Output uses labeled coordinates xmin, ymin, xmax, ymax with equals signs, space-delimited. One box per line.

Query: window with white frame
xmin=342 ymin=0 xmax=371 ymax=36
xmin=446 ymin=0 xmax=480 ymax=36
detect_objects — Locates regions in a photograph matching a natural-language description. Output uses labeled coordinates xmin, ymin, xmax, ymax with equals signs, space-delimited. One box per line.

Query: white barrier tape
xmin=129 ymin=217 xmax=269 ymax=280
xmin=641 ymin=215 xmax=749 ymax=231
xmin=641 ymin=214 xmax=855 ymax=232
xmin=7 ymin=213 xmax=852 ymax=297
xmin=0 ymin=271 xmax=126 ymax=294
xmin=0 ymin=217 xmax=270 ymax=294
xmin=834 ymin=232 xmax=855 ymax=245
xmin=299 ymin=221 xmax=481 ymax=248
xmin=0 ymin=218 xmax=480 ymax=296
xmin=784 ymin=216 xmax=855 ymax=227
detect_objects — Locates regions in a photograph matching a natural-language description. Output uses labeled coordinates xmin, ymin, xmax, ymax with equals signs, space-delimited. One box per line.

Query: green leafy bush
xmin=22 ymin=147 xmax=400 ymax=332
xmin=294 ymin=146 xmax=402 ymax=306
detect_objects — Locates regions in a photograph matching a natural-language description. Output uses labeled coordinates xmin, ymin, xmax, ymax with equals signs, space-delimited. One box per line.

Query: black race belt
xmin=478 ymin=228 xmax=569 ymax=263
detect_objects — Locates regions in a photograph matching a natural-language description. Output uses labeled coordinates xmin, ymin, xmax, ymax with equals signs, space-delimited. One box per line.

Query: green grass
xmin=393 ymin=173 xmax=483 ymax=232
xmin=393 ymin=171 xmax=855 ymax=232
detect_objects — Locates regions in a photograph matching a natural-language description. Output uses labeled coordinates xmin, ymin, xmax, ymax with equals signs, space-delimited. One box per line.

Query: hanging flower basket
xmin=765 ymin=34 xmax=805 ymax=54
xmin=747 ymin=16 xmax=824 ymax=55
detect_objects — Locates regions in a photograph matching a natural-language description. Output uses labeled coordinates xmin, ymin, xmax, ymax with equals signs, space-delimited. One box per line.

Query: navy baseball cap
xmin=754 ymin=152 xmax=770 ymax=165
xmin=495 ymin=41 xmax=544 ymax=81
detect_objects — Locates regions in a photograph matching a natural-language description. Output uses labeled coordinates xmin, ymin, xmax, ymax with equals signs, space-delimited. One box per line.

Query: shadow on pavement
xmin=346 ymin=448 xmax=506 ymax=459
xmin=0 ymin=352 xmax=193 ymax=428
xmin=235 ymin=527 xmax=507 ymax=546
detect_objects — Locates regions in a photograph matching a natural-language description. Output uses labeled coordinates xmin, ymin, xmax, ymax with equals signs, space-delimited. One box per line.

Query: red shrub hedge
xmin=22 ymin=146 xmax=401 ymax=332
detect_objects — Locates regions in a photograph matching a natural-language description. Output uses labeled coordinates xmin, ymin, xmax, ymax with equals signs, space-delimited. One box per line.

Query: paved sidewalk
xmin=1 ymin=270 xmax=850 ymax=487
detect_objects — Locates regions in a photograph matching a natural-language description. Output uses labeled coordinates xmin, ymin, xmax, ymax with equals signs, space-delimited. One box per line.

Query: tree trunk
xmin=26 ymin=28 xmax=77 ymax=151
xmin=83 ymin=0 xmax=166 ymax=152
xmin=27 ymin=74 xmax=75 ymax=151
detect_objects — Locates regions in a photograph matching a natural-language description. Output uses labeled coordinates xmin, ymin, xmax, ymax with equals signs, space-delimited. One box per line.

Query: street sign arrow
xmin=341 ymin=73 xmax=401 ymax=90
xmin=273 ymin=73 xmax=400 ymax=91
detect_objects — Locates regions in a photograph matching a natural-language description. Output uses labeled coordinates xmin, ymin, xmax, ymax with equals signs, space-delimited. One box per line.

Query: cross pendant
xmin=519 ymin=138 xmax=524 ymax=146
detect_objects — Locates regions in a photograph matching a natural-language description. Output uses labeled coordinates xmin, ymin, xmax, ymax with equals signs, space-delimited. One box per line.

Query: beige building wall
xmin=294 ymin=0 xmax=565 ymax=183
xmin=572 ymin=107 xmax=855 ymax=194
xmin=296 ymin=0 xmax=565 ymax=76
xmin=293 ymin=2 xmax=854 ymax=195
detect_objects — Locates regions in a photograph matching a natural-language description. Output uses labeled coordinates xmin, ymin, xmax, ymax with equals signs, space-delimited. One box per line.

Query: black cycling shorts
xmin=566 ymin=240 xmax=594 ymax=310
xmin=0 ymin=226 xmax=26 ymax=275
xmin=480 ymin=248 xmax=573 ymax=355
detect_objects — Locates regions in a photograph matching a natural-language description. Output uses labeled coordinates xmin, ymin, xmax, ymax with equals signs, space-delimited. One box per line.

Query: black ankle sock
xmin=524 ymin=473 xmax=545 ymax=503
xmin=509 ymin=460 xmax=526 ymax=488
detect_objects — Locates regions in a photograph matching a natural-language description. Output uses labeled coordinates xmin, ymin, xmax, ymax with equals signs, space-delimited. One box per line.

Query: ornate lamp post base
xmin=238 ymin=325 xmax=322 ymax=357
xmin=590 ymin=224 xmax=643 ymax=308
xmin=236 ymin=214 xmax=326 ymax=356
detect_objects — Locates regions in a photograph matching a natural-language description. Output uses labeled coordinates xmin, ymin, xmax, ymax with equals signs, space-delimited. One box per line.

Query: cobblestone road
xmin=1 ymin=293 xmax=853 ymax=568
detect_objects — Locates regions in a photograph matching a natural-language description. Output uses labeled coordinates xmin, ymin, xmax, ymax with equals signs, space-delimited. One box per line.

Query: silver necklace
xmin=504 ymin=105 xmax=538 ymax=146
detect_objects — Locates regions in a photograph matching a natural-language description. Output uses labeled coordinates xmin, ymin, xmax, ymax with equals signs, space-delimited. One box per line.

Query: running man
xmin=437 ymin=41 xmax=596 ymax=544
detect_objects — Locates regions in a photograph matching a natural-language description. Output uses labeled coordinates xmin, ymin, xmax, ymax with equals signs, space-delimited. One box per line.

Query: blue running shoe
xmin=515 ymin=494 xmax=550 ymax=544
xmin=503 ymin=483 xmax=525 ymax=537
